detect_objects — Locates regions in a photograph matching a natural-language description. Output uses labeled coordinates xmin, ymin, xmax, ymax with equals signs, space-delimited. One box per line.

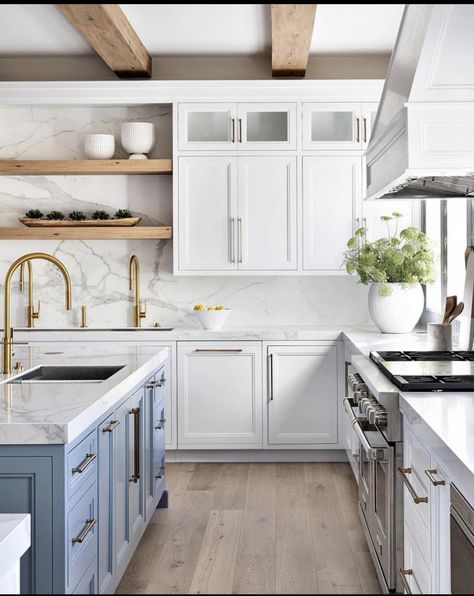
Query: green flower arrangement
xmin=343 ymin=212 xmax=436 ymax=296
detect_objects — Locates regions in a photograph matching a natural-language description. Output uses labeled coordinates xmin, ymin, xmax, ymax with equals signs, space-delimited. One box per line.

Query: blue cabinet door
xmin=97 ymin=415 xmax=115 ymax=594
xmin=0 ymin=456 xmax=54 ymax=594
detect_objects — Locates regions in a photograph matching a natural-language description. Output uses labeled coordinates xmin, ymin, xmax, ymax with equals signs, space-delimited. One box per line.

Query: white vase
xmin=121 ymin=122 xmax=155 ymax=159
xmin=84 ymin=134 xmax=115 ymax=159
xmin=368 ymin=282 xmax=424 ymax=334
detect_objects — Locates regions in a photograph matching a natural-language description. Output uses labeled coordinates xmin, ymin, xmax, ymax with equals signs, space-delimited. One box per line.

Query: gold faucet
xmin=3 ymin=253 xmax=72 ymax=374
xmin=19 ymin=261 xmax=40 ymax=328
xmin=129 ymin=255 xmax=146 ymax=328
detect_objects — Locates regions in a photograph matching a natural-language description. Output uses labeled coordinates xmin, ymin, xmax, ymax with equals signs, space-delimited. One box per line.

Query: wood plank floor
xmin=116 ymin=463 xmax=382 ymax=594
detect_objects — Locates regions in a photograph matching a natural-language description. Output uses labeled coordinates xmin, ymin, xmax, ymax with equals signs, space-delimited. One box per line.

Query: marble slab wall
xmin=0 ymin=106 xmax=370 ymax=329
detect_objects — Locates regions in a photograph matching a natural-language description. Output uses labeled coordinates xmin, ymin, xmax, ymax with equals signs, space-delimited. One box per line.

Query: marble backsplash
xmin=0 ymin=105 xmax=370 ymax=329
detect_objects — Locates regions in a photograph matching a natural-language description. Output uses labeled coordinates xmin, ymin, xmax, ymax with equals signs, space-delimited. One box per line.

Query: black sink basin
xmin=9 ymin=365 xmax=125 ymax=384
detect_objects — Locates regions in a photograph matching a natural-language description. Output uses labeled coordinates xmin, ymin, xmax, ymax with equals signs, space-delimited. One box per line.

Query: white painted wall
xmin=0 ymin=105 xmax=371 ymax=329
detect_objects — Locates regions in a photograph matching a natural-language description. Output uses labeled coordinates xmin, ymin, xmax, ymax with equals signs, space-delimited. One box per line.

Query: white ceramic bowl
xmin=84 ymin=134 xmax=115 ymax=159
xmin=194 ymin=309 xmax=231 ymax=331
xmin=121 ymin=122 xmax=155 ymax=158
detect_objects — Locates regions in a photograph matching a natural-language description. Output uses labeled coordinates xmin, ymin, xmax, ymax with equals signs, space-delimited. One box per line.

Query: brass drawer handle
xmin=231 ymin=118 xmax=236 ymax=143
xmin=398 ymin=467 xmax=428 ymax=504
xmin=238 ymin=118 xmax=242 ymax=142
xmin=195 ymin=349 xmax=243 ymax=353
xmin=72 ymin=453 xmax=96 ymax=474
xmin=268 ymin=353 xmax=274 ymax=401
xmin=129 ymin=407 xmax=140 ymax=483
xmin=147 ymin=379 xmax=166 ymax=389
xmin=399 ymin=569 xmax=413 ymax=594
xmin=356 ymin=117 xmax=360 ymax=143
xmin=425 ymin=468 xmax=446 ymax=486
xmin=363 ymin=118 xmax=367 ymax=143
xmin=155 ymin=418 xmax=166 ymax=430
xmin=72 ymin=518 xmax=96 ymax=544
xmin=102 ymin=420 xmax=120 ymax=433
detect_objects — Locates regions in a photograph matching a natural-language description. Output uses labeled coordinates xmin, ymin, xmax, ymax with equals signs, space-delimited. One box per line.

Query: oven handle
xmin=343 ymin=398 xmax=389 ymax=461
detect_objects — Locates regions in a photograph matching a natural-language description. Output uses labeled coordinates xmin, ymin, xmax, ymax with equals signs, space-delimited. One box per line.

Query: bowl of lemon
xmin=193 ymin=304 xmax=231 ymax=330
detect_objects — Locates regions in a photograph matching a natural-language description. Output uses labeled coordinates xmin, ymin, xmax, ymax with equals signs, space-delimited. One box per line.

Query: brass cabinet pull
xmin=129 ymin=407 xmax=140 ymax=483
xmin=399 ymin=569 xmax=413 ymax=594
xmin=363 ymin=118 xmax=367 ymax=143
xmin=425 ymin=468 xmax=446 ymax=486
xmin=231 ymin=118 xmax=236 ymax=143
xmin=102 ymin=420 xmax=120 ymax=433
xmin=72 ymin=518 xmax=96 ymax=544
xmin=146 ymin=379 xmax=166 ymax=389
xmin=195 ymin=349 xmax=243 ymax=353
xmin=230 ymin=217 xmax=236 ymax=263
xmin=398 ymin=467 xmax=428 ymax=504
xmin=238 ymin=118 xmax=242 ymax=142
xmin=344 ymin=360 xmax=351 ymax=397
xmin=237 ymin=218 xmax=243 ymax=263
xmin=356 ymin=117 xmax=360 ymax=143
xmin=155 ymin=418 xmax=166 ymax=430
xmin=268 ymin=353 xmax=274 ymax=401
xmin=72 ymin=453 xmax=96 ymax=474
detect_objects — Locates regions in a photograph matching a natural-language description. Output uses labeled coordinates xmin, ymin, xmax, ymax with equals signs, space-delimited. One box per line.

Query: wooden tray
xmin=20 ymin=217 xmax=141 ymax=227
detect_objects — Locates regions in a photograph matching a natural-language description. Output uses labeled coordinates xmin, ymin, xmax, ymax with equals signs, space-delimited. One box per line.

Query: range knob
xmin=374 ymin=411 xmax=388 ymax=427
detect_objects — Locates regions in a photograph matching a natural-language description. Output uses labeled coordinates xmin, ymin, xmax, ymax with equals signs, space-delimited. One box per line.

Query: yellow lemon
xmin=216 ymin=305 xmax=225 ymax=311
xmin=193 ymin=304 xmax=205 ymax=311
xmin=207 ymin=306 xmax=216 ymax=311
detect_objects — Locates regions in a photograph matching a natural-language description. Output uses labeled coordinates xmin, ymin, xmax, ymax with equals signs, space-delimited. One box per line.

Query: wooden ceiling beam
xmin=271 ymin=4 xmax=317 ymax=77
xmin=58 ymin=4 xmax=151 ymax=78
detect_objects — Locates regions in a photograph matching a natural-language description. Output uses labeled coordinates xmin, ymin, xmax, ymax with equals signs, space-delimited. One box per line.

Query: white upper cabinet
xmin=303 ymin=155 xmax=362 ymax=271
xmin=362 ymin=102 xmax=379 ymax=149
xmin=178 ymin=102 xmax=297 ymax=151
xmin=178 ymin=103 xmax=237 ymax=151
xmin=267 ymin=344 xmax=339 ymax=445
xmin=237 ymin=103 xmax=297 ymax=150
xmin=177 ymin=156 xmax=297 ymax=273
xmin=238 ymin=156 xmax=297 ymax=271
xmin=303 ymin=102 xmax=363 ymax=150
xmin=178 ymin=156 xmax=237 ymax=271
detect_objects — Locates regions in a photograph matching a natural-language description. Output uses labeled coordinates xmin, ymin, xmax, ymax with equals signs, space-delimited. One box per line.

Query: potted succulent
xmin=46 ymin=210 xmax=65 ymax=221
xmin=92 ymin=210 xmax=110 ymax=220
xmin=69 ymin=211 xmax=87 ymax=221
xmin=25 ymin=209 xmax=44 ymax=219
xmin=344 ymin=212 xmax=436 ymax=333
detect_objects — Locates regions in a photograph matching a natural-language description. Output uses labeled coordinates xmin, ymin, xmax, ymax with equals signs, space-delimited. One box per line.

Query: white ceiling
xmin=0 ymin=4 xmax=405 ymax=57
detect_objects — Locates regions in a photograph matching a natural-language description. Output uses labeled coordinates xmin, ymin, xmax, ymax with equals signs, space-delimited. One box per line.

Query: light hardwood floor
xmin=116 ymin=463 xmax=382 ymax=594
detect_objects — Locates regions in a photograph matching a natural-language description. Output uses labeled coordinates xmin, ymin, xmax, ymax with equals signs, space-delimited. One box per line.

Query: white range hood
xmin=366 ymin=4 xmax=474 ymax=200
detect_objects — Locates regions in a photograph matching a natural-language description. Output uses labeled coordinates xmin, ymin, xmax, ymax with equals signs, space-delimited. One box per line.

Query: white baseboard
xmin=165 ymin=449 xmax=349 ymax=463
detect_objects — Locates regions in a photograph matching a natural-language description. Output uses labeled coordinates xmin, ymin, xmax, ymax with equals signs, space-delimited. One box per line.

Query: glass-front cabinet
xmin=178 ymin=102 xmax=296 ymax=151
xmin=302 ymin=102 xmax=381 ymax=150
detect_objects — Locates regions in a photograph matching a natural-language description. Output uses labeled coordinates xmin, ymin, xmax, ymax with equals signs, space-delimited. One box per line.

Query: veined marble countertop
xmin=11 ymin=325 xmax=429 ymax=352
xmin=0 ymin=514 xmax=30 ymax=584
xmin=0 ymin=344 xmax=168 ymax=445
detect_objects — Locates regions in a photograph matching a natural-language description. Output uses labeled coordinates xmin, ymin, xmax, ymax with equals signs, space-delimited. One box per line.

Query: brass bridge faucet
xmin=19 ymin=261 xmax=40 ymax=328
xmin=129 ymin=255 xmax=146 ymax=328
xmin=3 ymin=253 xmax=72 ymax=374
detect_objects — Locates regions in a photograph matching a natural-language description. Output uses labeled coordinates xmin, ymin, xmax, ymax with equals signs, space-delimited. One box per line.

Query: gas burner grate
xmin=404 ymin=351 xmax=465 ymax=361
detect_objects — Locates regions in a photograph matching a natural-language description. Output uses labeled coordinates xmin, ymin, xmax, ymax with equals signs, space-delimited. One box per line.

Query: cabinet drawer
xmin=67 ymin=430 xmax=97 ymax=500
xmin=67 ymin=483 xmax=97 ymax=592
xmin=403 ymin=428 xmax=431 ymax=527
xmin=71 ymin=558 xmax=97 ymax=595
xmin=154 ymin=450 xmax=166 ymax=505
xmin=404 ymin=489 xmax=431 ymax=565
xmin=403 ymin=523 xmax=432 ymax=594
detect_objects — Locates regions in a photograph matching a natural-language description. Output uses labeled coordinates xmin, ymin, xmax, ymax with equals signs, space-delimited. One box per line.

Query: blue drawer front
xmin=71 ymin=558 xmax=97 ymax=594
xmin=67 ymin=483 xmax=98 ymax=592
xmin=67 ymin=430 xmax=97 ymax=501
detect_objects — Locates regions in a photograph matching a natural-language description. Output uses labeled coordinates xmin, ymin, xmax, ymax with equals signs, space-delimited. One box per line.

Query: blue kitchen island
xmin=0 ymin=344 xmax=169 ymax=594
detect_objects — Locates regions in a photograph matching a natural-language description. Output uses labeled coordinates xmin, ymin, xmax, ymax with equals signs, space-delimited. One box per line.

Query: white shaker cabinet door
xmin=303 ymin=102 xmax=362 ymax=150
xmin=178 ymin=156 xmax=238 ymax=271
xmin=267 ymin=345 xmax=338 ymax=445
xmin=237 ymin=103 xmax=297 ymax=150
xmin=178 ymin=103 xmax=237 ymax=151
xmin=177 ymin=343 xmax=263 ymax=448
xmin=303 ymin=155 xmax=361 ymax=271
xmin=237 ymin=156 xmax=297 ymax=271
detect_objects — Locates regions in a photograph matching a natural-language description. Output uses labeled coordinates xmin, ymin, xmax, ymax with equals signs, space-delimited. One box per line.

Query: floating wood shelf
xmin=0 ymin=227 xmax=172 ymax=240
xmin=0 ymin=159 xmax=172 ymax=176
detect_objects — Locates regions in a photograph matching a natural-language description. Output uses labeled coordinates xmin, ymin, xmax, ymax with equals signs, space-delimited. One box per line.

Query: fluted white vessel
xmin=121 ymin=122 xmax=155 ymax=159
xmin=84 ymin=134 xmax=115 ymax=159
xmin=368 ymin=282 xmax=424 ymax=333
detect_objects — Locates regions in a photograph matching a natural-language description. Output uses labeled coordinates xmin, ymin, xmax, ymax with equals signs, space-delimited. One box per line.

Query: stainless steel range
xmin=345 ymin=356 xmax=404 ymax=594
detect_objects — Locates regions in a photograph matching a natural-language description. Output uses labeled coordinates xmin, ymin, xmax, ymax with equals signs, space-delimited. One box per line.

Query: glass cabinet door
xmin=303 ymin=102 xmax=362 ymax=149
xmin=238 ymin=103 xmax=297 ymax=150
xmin=362 ymin=102 xmax=379 ymax=149
xmin=178 ymin=103 xmax=237 ymax=150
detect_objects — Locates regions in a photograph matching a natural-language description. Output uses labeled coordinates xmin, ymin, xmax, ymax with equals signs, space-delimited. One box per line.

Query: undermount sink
xmin=8 ymin=365 xmax=125 ymax=384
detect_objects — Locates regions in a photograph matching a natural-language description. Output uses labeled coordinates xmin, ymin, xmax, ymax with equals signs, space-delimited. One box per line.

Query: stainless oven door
xmin=451 ymin=484 xmax=474 ymax=594
xmin=344 ymin=398 xmax=394 ymax=591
